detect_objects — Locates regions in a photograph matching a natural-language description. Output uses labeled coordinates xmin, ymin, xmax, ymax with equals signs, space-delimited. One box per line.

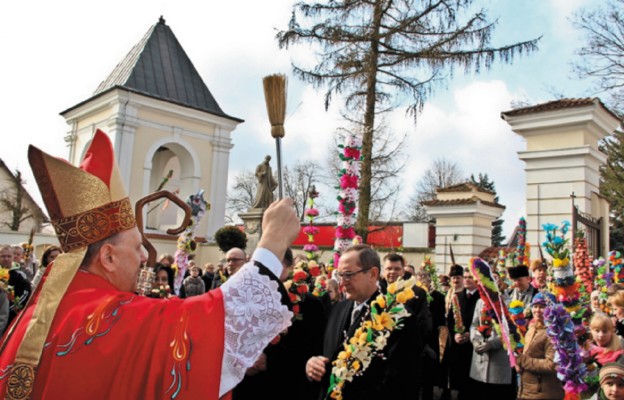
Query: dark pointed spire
xmin=89 ymin=18 xmax=241 ymax=121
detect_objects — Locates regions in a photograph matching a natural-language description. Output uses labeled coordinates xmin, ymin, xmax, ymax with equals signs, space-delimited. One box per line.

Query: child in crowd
xmin=609 ymin=291 xmax=624 ymax=338
xmin=181 ymin=265 xmax=206 ymax=298
xmin=589 ymin=313 xmax=624 ymax=367
xmin=594 ymin=363 xmax=624 ymax=400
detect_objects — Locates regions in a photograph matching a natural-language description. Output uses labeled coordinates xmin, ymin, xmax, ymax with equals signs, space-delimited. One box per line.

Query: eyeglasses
xmin=226 ymin=258 xmax=245 ymax=263
xmin=334 ymin=268 xmax=371 ymax=281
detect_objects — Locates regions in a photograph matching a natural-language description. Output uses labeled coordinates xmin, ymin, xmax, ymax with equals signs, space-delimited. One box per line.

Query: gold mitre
xmin=28 ymin=129 xmax=136 ymax=251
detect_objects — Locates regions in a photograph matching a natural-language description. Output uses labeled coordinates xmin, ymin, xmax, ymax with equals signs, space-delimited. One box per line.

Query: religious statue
xmin=252 ymin=155 xmax=278 ymax=209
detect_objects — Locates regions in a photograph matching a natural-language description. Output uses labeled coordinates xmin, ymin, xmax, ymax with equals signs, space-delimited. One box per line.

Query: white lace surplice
xmin=219 ymin=248 xmax=293 ymax=396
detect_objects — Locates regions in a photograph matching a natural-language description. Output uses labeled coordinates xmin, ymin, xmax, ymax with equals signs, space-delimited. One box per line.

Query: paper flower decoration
xmin=304 ymin=186 xmax=321 ymax=261
xmin=173 ymin=190 xmax=209 ymax=294
xmin=333 ymin=132 xmax=362 ymax=269
xmin=327 ymin=277 xmax=414 ymax=400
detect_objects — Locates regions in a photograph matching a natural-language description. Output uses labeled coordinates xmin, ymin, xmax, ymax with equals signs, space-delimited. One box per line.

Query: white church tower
xmin=60 ymin=17 xmax=242 ymax=241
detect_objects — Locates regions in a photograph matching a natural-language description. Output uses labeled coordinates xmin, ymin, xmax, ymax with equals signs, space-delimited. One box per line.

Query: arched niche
xmin=143 ymin=139 xmax=201 ymax=232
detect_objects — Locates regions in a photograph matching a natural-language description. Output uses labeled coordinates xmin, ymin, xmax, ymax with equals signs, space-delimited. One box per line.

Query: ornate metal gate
xmin=572 ymin=205 xmax=602 ymax=258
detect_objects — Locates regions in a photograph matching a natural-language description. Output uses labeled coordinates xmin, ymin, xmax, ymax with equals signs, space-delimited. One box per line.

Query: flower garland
xmin=609 ymin=250 xmax=624 ymax=284
xmin=451 ymin=294 xmax=466 ymax=333
xmin=333 ymin=132 xmax=362 ymax=269
xmin=173 ymin=190 xmax=209 ymax=294
xmin=284 ymin=260 xmax=321 ymax=320
xmin=508 ymin=300 xmax=528 ymax=338
xmin=312 ymin=274 xmax=328 ymax=297
xmin=542 ymin=221 xmax=589 ymax=398
xmin=544 ymin=304 xmax=588 ymax=398
xmin=150 ymin=284 xmax=173 ymax=299
xmin=327 ymin=277 xmax=415 ymax=400
xmin=0 ymin=267 xmax=14 ymax=303
xmin=303 ymin=186 xmax=320 ymax=261
xmin=470 ymin=257 xmax=524 ymax=363
xmin=593 ymin=258 xmax=611 ymax=314
xmin=421 ymin=256 xmax=441 ymax=292
xmin=543 ymin=222 xmax=585 ymax=322
xmin=516 ymin=217 xmax=530 ymax=266
xmin=477 ymin=300 xmax=494 ymax=339
xmin=573 ymin=236 xmax=593 ymax=304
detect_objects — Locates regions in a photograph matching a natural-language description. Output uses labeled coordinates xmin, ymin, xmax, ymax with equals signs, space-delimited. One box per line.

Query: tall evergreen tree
xmin=278 ymin=0 xmax=540 ymax=241
xmin=470 ymin=173 xmax=505 ymax=246
xmin=600 ymin=130 xmax=624 ymax=252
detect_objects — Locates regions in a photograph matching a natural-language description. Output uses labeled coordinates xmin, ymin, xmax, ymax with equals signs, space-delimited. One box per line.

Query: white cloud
xmin=396 ymin=80 xmax=527 ymax=239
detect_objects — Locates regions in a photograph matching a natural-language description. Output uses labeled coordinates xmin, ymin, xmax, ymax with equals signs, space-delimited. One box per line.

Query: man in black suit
xmin=415 ymin=269 xmax=447 ymax=400
xmin=381 ymin=253 xmax=432 ymax=352
xmin=445 ymin=266 xmax=479 ymax=400
xmin=234 ymin=248 xmax=326 ymax=400
xmin=306 ymin=245 xmax=425 ymax=400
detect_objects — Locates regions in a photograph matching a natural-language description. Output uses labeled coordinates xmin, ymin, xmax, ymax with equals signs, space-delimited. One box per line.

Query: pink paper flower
xmin=336 ymin=226 xmax=356 ymax=239
xmin=340 ymin=174 xmax=358 ymax=189
xmin=303 ymin=244 xmax=319 ymax=252
xmin=305 ymin=208 xmax=319 ymax=217
xmin=344 ymin=147 xmax=361 ymax=160
xmin=303 ymin=226 xmax=320 ymax=235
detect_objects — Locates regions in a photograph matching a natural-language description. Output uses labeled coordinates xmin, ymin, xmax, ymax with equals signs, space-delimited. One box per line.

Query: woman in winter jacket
xmin=516 ymin=292 xmax=564 ymax=400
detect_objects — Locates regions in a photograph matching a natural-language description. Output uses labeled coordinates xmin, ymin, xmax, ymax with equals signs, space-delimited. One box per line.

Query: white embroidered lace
xmin=219 ymin=263 xmax=292 ymax=395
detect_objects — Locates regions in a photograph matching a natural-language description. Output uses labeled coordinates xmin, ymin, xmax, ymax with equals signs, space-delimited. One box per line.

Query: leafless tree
xmin=225 ymin=170 xmax=256 ymax=223
xmin=283 ymin=160 xmax=326 ymax=221
xmin=0 ymin=169 xmax=35 ymax=231
xmin=572 ymin=0 xmax=624 ymax=115
xmin=227 ymin=161 xmax=326 ymax=222
xmin=278 ymin=0 xmax=540 ymax=241
xmin=403 ymin=158 xmax=465 ymax=222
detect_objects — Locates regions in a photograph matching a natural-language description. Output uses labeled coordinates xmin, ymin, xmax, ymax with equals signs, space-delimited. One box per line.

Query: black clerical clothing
xmin=234 ymin=293 xmax=326 ymax=400
xmin=445 ymin=288 xmax=479 ymax=395
xmin=419 ymin=289 xmax=447 ymax=399
xmin=317 ymin=290 xmax=425 ymax=400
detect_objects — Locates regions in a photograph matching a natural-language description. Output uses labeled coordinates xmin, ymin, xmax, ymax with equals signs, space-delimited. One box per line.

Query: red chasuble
xmin=0 ymin=270 xmax=225 ymax=399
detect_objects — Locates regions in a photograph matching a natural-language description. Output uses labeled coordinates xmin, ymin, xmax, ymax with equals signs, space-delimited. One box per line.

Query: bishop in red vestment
xmin=0 ymin=130 xmax=298 ymax=400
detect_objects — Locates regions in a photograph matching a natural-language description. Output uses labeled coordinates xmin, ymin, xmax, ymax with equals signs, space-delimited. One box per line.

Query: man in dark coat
xmin=445 ymin=266 xmax=479 ymax=400
xmin=506 ymin=264 xmax=538 ymax=319
xmin=306 ymin=245 xmax=426 ymax=400
xmin=234 ymin=248 xmax=326 ymax=400
xmin=415 ymin=269 xmax=447 ymax=400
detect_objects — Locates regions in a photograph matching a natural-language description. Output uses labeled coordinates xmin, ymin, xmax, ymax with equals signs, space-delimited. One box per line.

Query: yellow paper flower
xmin=396 ymin=287 xmax=415 ymax=304
xmin=328 ymin=276 xmax=412 ymax=399
xmin=372 ymin=312 xmax=394 ymax=331
xmin=553 ymin=258 xmax=570 ymax=268
xmin=330 ymin=390 xmax=342 ymax=400
xmin=375 ymin=294 xmax=386 ymax=308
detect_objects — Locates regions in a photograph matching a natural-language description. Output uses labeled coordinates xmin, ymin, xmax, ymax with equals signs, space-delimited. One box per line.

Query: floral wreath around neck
xmin=327 ymin=276 xmax=415 ymax=400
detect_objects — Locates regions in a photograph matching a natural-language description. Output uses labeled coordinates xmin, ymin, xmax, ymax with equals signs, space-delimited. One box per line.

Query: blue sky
xmin=0 ymin=0 xmax=600 ymax=239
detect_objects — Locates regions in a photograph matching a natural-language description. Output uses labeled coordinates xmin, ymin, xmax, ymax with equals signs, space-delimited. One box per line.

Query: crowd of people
xmin=5 ymin=237 xmax=624 ymax=399
xmin=140 ymin=246 xmax=624 ymax=400
xmin=2 ymin=129 xmax=624 ymax=400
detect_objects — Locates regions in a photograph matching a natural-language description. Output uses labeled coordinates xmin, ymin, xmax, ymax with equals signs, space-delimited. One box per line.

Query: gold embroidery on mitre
xmin=6 ymin=364 xmax=35 ymax=400
xmin=52 ymin=197 xmax=136 ymax=252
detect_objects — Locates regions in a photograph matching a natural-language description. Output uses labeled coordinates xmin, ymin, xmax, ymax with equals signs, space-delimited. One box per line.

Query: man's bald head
xmin=225 ymin=247 xmax=247 ymax=276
